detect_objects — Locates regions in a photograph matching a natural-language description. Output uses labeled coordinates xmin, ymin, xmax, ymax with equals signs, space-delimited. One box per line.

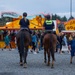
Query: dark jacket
xmin=19 ymin=18 xmax=29 ymax=28
xmin=43 ymin=20 xmax=54 ymax=30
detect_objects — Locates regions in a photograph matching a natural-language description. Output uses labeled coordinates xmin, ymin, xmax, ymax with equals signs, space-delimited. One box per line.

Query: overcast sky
xmin=0 ymin=0 xmax=75 ymax=18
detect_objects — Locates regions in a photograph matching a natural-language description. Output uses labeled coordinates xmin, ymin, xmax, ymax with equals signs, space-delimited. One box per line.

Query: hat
xmin=23 ymin=12 xmax=27 ymax=17
xmin=46 ymin=14 xmax=50 ymax=20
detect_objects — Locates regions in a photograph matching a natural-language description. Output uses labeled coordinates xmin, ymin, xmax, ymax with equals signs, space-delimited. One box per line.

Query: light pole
xmin=70 ymin=0 xmax=72 ymax=17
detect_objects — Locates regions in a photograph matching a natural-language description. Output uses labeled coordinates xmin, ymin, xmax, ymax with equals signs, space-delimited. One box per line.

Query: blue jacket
xmin=4 ymin=35 xmax=10 ymax=45
xmin=32 ymin=35 xmax=37 ymax=43
xmin=69 ymin=39 xmax=75 ymax=50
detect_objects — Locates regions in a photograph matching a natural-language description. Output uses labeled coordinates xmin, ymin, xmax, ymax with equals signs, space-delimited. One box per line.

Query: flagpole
xmin=70 ymin=0 xmax=72 ymax=17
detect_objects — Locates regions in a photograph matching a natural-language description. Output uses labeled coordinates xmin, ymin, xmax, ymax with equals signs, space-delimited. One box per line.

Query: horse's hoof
xmin=70 ymin=61 xmax=72 ymax=64
xmin=20 ymin=62 xmax=23 ymax=66
xmin=44 ymin=61 xmax=46 ymax=63
xmin=51 ymin=64 xmax=54 ymax=68
xmin=23 ymin=63 xmax=27 ymax=68
xmin=51 ymin=66 xmax=54 ymax=69
xmin=47 ymin=64 xmax=50 ymax=66
xmin=47 ymin=63 xmax=50 ymax=66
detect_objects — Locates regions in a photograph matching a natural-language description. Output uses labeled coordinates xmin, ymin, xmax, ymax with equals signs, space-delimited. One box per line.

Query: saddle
xmin=21 ymin=28 xmax=32 ymax=34
xmin=44 ymin=30 xmax=53 ymax=37
xmin=21 ymin=28 xmax=28 ymax=32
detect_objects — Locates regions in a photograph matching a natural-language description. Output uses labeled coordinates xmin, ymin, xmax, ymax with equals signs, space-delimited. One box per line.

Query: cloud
xmin=0 ymin=0 xmax=75 ymax=19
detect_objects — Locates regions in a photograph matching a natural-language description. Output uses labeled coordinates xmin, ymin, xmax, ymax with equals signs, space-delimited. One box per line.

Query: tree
xmin=52 ymin=14 xmax=57 ymax=20
xmin=56 ymin=15 xmax=61 ymax=20
xmin=61 ymin=16 xmax=67 ymax=22
xmin=68 ymin=16 xmax=74 ymax=20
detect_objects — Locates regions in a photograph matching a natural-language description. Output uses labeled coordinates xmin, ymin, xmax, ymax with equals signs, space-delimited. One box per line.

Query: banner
xmin=64 ymin=19 xmax=75 ymax=30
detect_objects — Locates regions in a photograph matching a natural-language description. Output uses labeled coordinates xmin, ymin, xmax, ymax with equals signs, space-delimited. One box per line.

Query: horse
xmin=43 ymin=33 xmax=57 ymax=68
xmin=16 ymin=29 xmax=31 ymax=68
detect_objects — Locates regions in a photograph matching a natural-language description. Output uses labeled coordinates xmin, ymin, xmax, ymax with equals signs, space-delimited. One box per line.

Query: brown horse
xmin=43 ymin=33 xmax=57 ymax=68
xmin=16 ymin=29 xmax=31 ymax=68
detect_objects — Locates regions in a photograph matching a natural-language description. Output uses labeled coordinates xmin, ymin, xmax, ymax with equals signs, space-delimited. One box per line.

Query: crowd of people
xmin=1 ymin=30 xmax=74 ymax=52
xmin=1 ymin=29 xmax=75 ymax=63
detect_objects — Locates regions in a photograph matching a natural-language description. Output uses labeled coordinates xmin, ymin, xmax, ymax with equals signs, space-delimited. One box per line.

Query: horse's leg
xmin=47 ymin=49 xmax=50 ymax=66
xmin=51 ymin=59 xmax=54 ymax=68
xmin=44 ymin=48 xmax=46 ymax=63
xmin=18 ymin=46 xmax=23 ymax=66
xmin=23 ymin=47 xmax=28 ymax=68
xmin=19 ymin=53 xmax=23 ymax=66
xmin=70 ymin=56 xmax=73 ymax=64
xmin=50 ymin=48 xmax=55 ymax=68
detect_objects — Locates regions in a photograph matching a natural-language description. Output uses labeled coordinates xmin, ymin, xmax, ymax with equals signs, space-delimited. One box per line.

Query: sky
xmin=0 ymin=0 xmax=75 ymax=18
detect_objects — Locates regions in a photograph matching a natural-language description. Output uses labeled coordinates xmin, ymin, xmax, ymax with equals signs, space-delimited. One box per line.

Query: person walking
xmin=31 ymin=31 xmax=38 ymax=54
xmin=68 ymin=33 xmax=75 ymax=64
xmin=2 ymin=31 xmax=11 ymax=51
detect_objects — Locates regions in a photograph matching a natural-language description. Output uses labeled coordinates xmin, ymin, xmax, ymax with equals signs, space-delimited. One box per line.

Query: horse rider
xmin=41 ymin=14 xmax=55 ymax=46
xmin=19 ymin=12 xmax=32 ymax=34
xmin=42 ymin=14 xmax=55 ymax=36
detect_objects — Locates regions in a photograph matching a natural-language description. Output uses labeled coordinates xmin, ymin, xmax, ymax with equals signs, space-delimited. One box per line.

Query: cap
xmin=46 ymin=14 xmax=50 ymax=20
xmin=23 ymin=12 xmax=27 ymax=17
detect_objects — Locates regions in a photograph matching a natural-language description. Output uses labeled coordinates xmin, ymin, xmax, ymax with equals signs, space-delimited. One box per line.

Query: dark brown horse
xmin=43 ymin=33 xmax=57 ymax=68
xmin=16 ymin=29 xmax=31 ymax=68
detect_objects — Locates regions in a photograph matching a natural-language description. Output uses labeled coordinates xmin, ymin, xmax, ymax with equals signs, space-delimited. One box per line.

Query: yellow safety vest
xmin=45 ymin=20 xmax=52 ymax=25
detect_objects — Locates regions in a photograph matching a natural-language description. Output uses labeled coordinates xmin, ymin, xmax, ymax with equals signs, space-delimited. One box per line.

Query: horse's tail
xmin=49 ymin=34 xmax=55 ymax=61
xmin=49 ymin=34 xmax=53 ymax=49
xmin=20 ymin=32 xmax=25 ymax=54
